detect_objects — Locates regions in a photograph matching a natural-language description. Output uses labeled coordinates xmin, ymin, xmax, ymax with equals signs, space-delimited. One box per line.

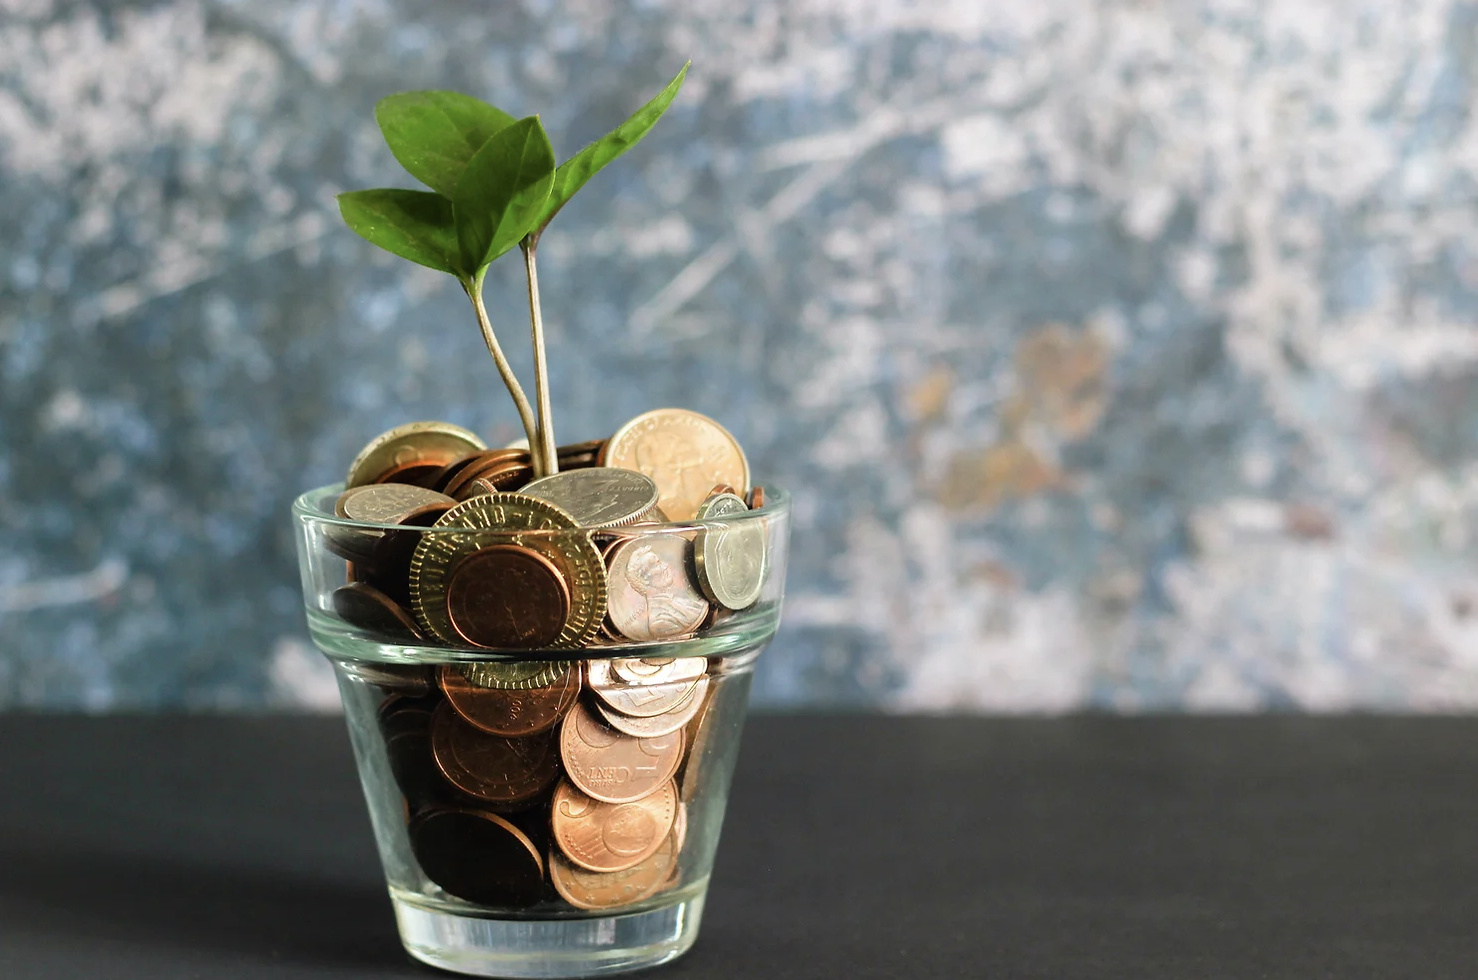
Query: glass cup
xmin=292 ymin=484 xmax=789 ymax=978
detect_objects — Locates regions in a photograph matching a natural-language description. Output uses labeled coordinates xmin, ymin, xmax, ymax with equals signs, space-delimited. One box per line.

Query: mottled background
xmin=4 ymin=0 xmax=1478 ymax=711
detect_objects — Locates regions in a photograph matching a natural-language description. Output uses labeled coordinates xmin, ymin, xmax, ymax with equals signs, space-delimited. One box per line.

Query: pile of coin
xmin=377 ymin=654 xmax=720 ymax=910
xmin=326 ymin=408 xmax=770 ymax=650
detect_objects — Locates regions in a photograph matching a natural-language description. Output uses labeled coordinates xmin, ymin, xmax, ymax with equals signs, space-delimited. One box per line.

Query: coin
xmin=441 ymin=449 xmax=531 ymax=499
xmin=332 ymin=582 xmax=423 ymax=640
xmin=521 ymin=468 xmax=661 ymax=529
xmin=693 ymin=492 xmax=767 ymax=610
xmin=587 ymin=657 xmax=707 ymax=718
xmin=440 ymin=662 xmax=580 ymax=736
xmin=594 ymin=675 xmax=707 ymax=738
xmin=600 ymin=409 xmax=750 ymax=521
xmin=409 ymin=494 xmax=606 ymax=648
xmin=678 ymin=682 xmax=719 ymax=798
xmin=548 ymin=827 xmax=679 ymax=909
xmin=337 ymin=484 xmax=457 ymax=525
xmin=379 ymin=694 xmax=449 ymax=814
xmin=613 ymin=657 xmax=681 ymax=685
xmin=430 ymin=702 xmax=562 ymax=805
xmin=346 ymin=421 xmax=487 ymax=489
xmin=445 ymin=544 xmax=571 ymax=649
xmin=456 ymin=661 xmax=568 ymax=690
xmin=604 ymin=535 xmax=710 ymax=642
xmin=747 ymin=486 xmax=765 ymax=510
xmin=706 ymin=484 xmax=738 ymax=500
xmin=372 ymin=461 xmax=446 ymax=488
xmin=559 ymin=701 xmax=684 ymax=803
xmin=551 ymin=778 xmax=678 ymax=873
xmin=410 ymin=808 xmax=545 ymax=908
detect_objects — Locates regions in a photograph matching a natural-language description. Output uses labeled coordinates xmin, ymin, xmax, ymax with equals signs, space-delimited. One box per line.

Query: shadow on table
xmin=0 ymin=840 xmax=403 ymax=969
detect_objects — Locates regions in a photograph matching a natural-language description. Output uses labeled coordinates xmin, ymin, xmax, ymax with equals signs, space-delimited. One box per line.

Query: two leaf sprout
xmin=338 ymin=64 xmax=690 ymax=480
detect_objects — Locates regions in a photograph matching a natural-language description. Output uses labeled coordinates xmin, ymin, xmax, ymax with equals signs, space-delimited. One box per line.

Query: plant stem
xmin=522 ymin=239 xmax=558 ymax=478
xmin=463 ymin=269 xmax=540 ymax=470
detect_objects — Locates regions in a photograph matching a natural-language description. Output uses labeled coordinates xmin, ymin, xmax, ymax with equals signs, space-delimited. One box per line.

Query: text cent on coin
xmin=559 ymin=701 xmax=684 ymax=804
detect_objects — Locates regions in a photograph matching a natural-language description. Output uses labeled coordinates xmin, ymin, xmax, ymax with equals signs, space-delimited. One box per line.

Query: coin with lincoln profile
xmin=604 ymin=535 xmax=710 ymax=642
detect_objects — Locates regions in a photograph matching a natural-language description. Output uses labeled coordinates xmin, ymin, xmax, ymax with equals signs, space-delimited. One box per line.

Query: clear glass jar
xmin=292 ymin=485 xmax=789 ymax=978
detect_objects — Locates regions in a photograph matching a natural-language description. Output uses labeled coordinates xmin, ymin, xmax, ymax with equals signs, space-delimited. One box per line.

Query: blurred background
xmin=3 ymin=0 xmax=1478 ymax=712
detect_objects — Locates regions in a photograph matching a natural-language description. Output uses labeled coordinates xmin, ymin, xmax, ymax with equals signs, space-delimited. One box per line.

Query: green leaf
xmin=530 ymin=62 xmax=689 ymax=238
xmin=337 ymin=189 xmax=462 ymax=275
xmin=375 ymin=91 xmax=517 ymax=197
xmin=452 ymin=116 xmax=556 ymax=272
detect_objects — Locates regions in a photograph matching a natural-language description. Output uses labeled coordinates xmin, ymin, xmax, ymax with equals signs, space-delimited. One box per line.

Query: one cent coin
xmin=346 ymin=421 xmax=487 ymax=489
xmin=551 ymin=778 xmax=678 ymax=873
xmin=444 ymin=544 xmax=571 ymax=649
xmin=430 ymin=703 xmax=562 ymax=805
xmin=600 ymin=409 xmax=749 ymax=521
xmin=440 ymin=662 xmax=580 ymax=737
xmin=604 ymin=535 xmax=710 ymax=642
xmin=410 ymin=808 xmax=544 ymax=908
xmin=548 ymin=827 xmax=679 ymax=909
xmin=747 ymin=486 xmax=766 ymax=510
xmin=521 ymin=468 xmax=661 ymax=529
xmin=693 ymin=492 xmax=767 ymax=610
xmin=594 ymin=676 xmax=708 ymax=738
xmin=587 ymin=657 xmax=707 ymax=718
xmin=559 ymin=701 xmax=684 ymax=804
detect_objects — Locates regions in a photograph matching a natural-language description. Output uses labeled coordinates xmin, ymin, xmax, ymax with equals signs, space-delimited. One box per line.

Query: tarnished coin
xmin=332 ymin=582 xmax=423 ymax=640
xmin=747 ymin=486 xmax=766 ymax=510
xmin=548 ymin=826 xmax=679 ymax=909
xmin=599 ymin=409 xmax=749 ymax=521
xmin=440 ymin=662 xmax=580 ymax=736
xmin=456 ymin=661 xmax=567 ymax=691
xmin=430 ymin=702 xmax=562 ymax=805
xmin=337 ymin=484 xmax=457 ymax=525
xmin=551 ymin=778 xmax=678 ymax=873
xmin=594 ymin=675 xmax=708 ymax=738
xmin=604 ymin=536 xmax=710 ymax=642
xmin=521 ymin=468 xmax=661 ymax=529
xmin=409 ymin=494 xmax=606 ymax=648
xmin=354 ymin=503 xmax=455 ymax=608
xmin=559 ymin=701 xmax=684 ymax=804
xmin=613 ymin=657 xmax=681 ymax=685
xmin=411 ymin=808 xmax=544 ymax=908
xmin=346 ymin=421 xmax=487 ymax=489
xmin=693 ymin=493 xmax=767 ymax=610
xmin=587 ymin=657 xmax=707 ymax=718
xmin=379 ymin=694 xmax=449 ymax=813
xmin=445 ymin=544 xmax=571 ymax=649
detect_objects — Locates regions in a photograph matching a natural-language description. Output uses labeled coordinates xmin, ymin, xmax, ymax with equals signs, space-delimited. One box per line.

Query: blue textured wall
xmin=4 ymin=0 xmax=1478 ymax=711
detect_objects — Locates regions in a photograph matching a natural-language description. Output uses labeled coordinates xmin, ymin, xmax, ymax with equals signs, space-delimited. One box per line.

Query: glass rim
xmin=292 ymin=482 xmax=790 ymax=534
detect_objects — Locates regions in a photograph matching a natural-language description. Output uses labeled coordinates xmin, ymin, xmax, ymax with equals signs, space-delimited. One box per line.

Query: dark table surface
xmin=1 ymin=715 xmax=1474 ymax=979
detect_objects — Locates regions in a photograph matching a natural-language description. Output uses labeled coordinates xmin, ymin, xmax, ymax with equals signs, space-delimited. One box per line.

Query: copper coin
xmin=600 ymin=409 xmax=750 ymax=521
xmin=587 ymin=657 xmax=707 ymax=718
xmin=594 ymin=676 xmax=708 ymax=738
xmin=444 ymin=544 xmax=571 ymax=649
xmin=427 ymin=452 xmax=484 ymax=493
xmin=706 ymin=484 xmax=738 ymax=500
xmin=679 ymin=682 xmax=720 ymax=798
xmin=346 ymin=421 xmax=487 ymax=489
xmin=440 ymin=662 xmax=581 ymax=736
xmin=603 ymin=536 xmax=710 ymax=642
xmin=548 ymin=827 xmax=678 ymax=909
xmin=551 ymin=778 xmax=677 ymax=873
xmin=558 ymin=439 xmax=607 ymax=459
xmin=373 ymin=461 xmax=445 ymax=488
xmin=378 ymin=694 xmax=449 ymax=814
xmin=747 ymin=486 xmax=765 ymax=510
xmin=354 ymin=504 xmax=454 ymax=608
xmin=442 ymin=449 xmax=530 ymax=499
xmin=431 ymin=702 xmax=562 ymax=805
xmin=332 ymin=582 xmax=423 ymax=640
xmin=559 ymin=701 xmax=684 ymax=804
xmin=410 ymin=808 xmax=544 ymax=908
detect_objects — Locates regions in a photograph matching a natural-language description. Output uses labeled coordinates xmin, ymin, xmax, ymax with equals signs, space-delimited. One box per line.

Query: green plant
xmin=338 ymin=64 xmax=690 ymax=477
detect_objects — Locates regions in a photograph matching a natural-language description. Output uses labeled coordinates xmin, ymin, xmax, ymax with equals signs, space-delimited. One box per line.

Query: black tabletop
xmin=1 ymin=714 xmax=1474 ymax=979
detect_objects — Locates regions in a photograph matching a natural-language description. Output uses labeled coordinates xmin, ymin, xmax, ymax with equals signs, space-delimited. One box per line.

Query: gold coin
xmin=559 ymin=700 xmax=684 ymax=804
xmin=551 ymin=778 xmax=677 ymax=873
xmin=409 ymin=494 xmax=606 ymax=648
xmin=455 ymin=661 xmax=567 ymax=691
xmin=600 ymin=409 xmax=749 ymax=521
xmin=548 ymin=827 xmax=679 ymax=909
xmin=346 ymin=421 xmax=487 ymax=489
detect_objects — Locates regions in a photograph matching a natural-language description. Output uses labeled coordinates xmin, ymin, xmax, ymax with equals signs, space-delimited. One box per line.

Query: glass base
xmin=391 ymin=889 xmax=706 ymax=978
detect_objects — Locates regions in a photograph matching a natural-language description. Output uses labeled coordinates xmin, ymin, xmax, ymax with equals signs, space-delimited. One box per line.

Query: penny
xmin=600 ymin=409 xmax=749 ymax=521
xmin=456 ymin=661 xmax=568 ymax=691
xmin=595 ymin=676 xmax=707 ymax=738
xmin=706 ymin=484 xmax=738 ymax=500
xmin=548 ymin=827 xmax=678 ymax=909
xmin=409 ymin=494 xmax=606 ymax=648
xmin=356 ymin=504 xmax=455 ymax=608
xmin=559 ymin=701 xmax=684 ymax=803
xmin=551 ymin=778 xmax=678 ymax=873
xmin=442 ymin=449 xmax=530 ymax=499
xmin=678 ymin=682 xmax=720 ymax=798
xmin=410 ymin=808 xmax=544 ymax=908
xmin=346 ymin=421 xmax=487 ymax=489
xmin=521 ymin=468 xmax=661 ymax=529
xmin=604 ymin=535 xmax=710 ymax=642
xmin=748 ymin=486 xmax=765 ymax=510
xmin=440 ymin=662 xmax=580 ymax=736
xmin=372 ymin=461 xmax=446 ymax=488
xmin=332 ymin=581 xmax=423 ymax=640
xmin=430 ymin=702 xmax=562 ymax=805
xmin=693 ymin=492 xmax=767 ymax=610
xmin=587 ymin=657 xmax=707 ymax=718
xmin=337 ymin=484 xmax=457 ymax=526
xmin=378 ymin=694 xmax=448 ymax=814
xmin=445 ymin=544 xmax=571 ymax=649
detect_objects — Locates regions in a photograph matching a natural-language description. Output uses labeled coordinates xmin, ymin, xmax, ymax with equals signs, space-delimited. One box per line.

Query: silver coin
xmin=521 ymin=468 xmax=660 ymax=529
xmin=594 ymin=675 xmax=708 ymax=737
xmin=693 ymin=493 xmax=767 ymax=610
xmin=602 ymin=536 xmax=711 ymax=643
xmin=613 ymin=657 xmax=677 ymax=685
xmin=587 ymin=657 xmax=706 ymax=718
xmin=337 ymin=484 xmax=456 ymax=525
